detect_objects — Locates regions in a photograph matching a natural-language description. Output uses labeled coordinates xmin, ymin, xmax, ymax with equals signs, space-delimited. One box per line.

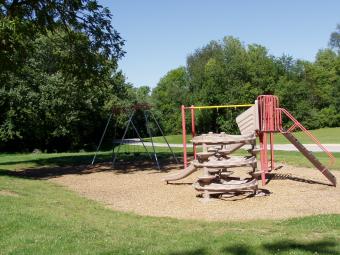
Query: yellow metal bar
xmin=186 ymin=104 xmax=254 ymax=110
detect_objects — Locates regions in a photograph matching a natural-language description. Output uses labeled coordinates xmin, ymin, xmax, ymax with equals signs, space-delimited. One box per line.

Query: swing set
xmin=92 ymin=103 xmax=178 ymax=169
xmin=181 ymin=103 xmax=255 ymax=168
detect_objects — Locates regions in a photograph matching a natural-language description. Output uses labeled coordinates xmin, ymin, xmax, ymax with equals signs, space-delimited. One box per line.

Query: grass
xmin=236 ymin=150 xmax=340 ymax=170
xmin=272 ymin=127 xmax=340 ymax=144
xmin=0 ymin=170 xmax=339 ymax=254
xmin=144 ymin=134 xmax=191 ymax=144
xmin=0 ymin=151 xmax=107 ymax=170
xmin=268 ymin=151 xmax=340 ymax=170
xmin=0 ymin=151 xmax=339 ymax=254
xmin=146 ymin=127 xmax=340 ymax=145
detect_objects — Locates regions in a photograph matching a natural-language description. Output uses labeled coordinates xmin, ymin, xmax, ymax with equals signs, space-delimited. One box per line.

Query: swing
xmin=133 ymin=128 xmax=141 ymax=157
xmin=112 ymin=119 xmax=120 ymax=155
xmin=91 ymin=104 xmax=179 ymax=168
xmin=130 ymin=127 xmax=140 ymax=157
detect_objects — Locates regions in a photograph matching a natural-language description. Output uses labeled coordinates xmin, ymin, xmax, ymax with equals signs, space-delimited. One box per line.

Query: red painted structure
xmin=181 ymin=95 xmax=336 ymax=186
xmin=257 ymin=95 xmax=335 ymax=185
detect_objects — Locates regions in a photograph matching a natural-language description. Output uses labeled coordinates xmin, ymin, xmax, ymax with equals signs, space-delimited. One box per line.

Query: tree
xmin=152 ymin=67 xmax=189 ymax=134
xmin=187 ymin=40 xmax=223 ymax=102
xmin=329 ymin=24 xmax=340 ymax=51
xmin=152 ymin=34 xmax=340 ymax=135
xmin=135 ymin=86 xmax=151 ymax=103
xmin=0 ymin=29 xmax=131 ymax=151
xmin=1 ymin=0 xmax=125 ymax=60
xmin=0 ymin=1 xmax=132 ymax=151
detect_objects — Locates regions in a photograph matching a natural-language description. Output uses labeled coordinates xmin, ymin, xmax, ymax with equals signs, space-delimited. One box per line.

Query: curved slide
xmin=163 ymin=164 xmax=197 ymax=183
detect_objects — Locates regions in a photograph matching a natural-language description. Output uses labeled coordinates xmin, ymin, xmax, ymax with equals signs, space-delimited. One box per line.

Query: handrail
xmin=276 ymin=108 xmax=335 ymax=165
xmin=185 ymin=104 xmax=254 ymax=110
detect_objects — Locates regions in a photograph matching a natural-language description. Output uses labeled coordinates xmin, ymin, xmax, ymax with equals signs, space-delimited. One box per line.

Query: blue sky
xmin=100 ymin=0 xmax=340 ymax=88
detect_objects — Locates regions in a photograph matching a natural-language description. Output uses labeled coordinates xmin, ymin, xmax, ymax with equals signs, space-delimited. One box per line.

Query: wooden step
xmin=193 ymin=178 xmax=258 ymax=192
xmin=197 ymin=175 xmax=217 ymax=182
xmin=196 ymin=152 xmax=215 ymax=160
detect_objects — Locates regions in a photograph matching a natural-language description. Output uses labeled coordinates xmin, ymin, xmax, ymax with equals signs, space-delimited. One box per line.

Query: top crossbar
xmin=184 ymin=104 xmax=254 ymax=110
xmin=181 ymin=103 xmax=254 ymax=168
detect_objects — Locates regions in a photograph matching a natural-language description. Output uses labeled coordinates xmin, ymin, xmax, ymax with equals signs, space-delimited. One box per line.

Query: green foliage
xmin=1 ymin=0 xmax=125 ymax=59
xmin=0 ymin=3 xmax=133 ymax=152
xmin=329 ymin=23 xmax=340 ymax=51
xmin=153 ymin=35 xmax=340 ymax=135
xmin=135 ymin=86 xmax=151 ymax=104
xmin=151 ymin=67 xmax=189 ymax=134
xmin=0 ymin=29 xmax=132 ymax=151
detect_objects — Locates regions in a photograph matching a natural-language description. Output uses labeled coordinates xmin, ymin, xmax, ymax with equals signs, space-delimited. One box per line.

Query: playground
xmin=2 ymin=3 xmax=340 ymax=254
xmin=1 ymin=95 xmax=340 ymax=254
xmin=1 ymin=97 xmax=340 ymax=253
xmin=48 ymin=95 xmax=340 ymax=221
xmin=52 ymin=161 xmax=340 ymax=221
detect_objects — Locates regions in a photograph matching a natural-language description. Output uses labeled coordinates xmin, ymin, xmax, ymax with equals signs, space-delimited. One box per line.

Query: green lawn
xmin=0 ymin=152 xmax=339 ymax=254
xmin=272 ymin=127 xmax=340 ymax=144
xmin=235 ymin=150 xmax=340 ymax=171
xmin=147 ymin=127 xmax=340 ymax=145
xmin=145 ymin=134 xmax=191 ymax=144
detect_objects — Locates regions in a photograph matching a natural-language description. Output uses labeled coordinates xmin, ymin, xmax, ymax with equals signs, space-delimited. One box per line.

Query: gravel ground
xmin=51 ymin=161 xmax=340 ymax=221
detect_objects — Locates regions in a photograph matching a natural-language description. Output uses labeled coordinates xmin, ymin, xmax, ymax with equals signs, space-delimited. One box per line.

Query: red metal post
xmin=259 ymin=132 xmax=267 ymax=186
xmin=191 ymin=105 xmax=197 ymax=159
xmin=181 ymin=105 xmax=188 ymax=168
xmin=269 ymin=96 xmax=274 ymax=171
xmin=270 ymin=132 xmax=274 ymax=171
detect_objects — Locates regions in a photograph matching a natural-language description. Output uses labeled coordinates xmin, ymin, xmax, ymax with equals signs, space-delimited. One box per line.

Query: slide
xmin=163 ymin=163 xmax=197 ymax=183
xmin=283 ymin=132 xmax=337 ymax=186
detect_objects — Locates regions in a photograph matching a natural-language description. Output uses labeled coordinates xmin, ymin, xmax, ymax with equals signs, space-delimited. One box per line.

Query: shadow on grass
xmin=168 ymin=248 xmax=207 ymax=255
xmin=167 ymin=239 xmax=339 ymax=255
xmin=262 ymin=239 xmax=338 ymax=255
xmin=0 ymin=152 xmax=182 ymax=180
xmin=166 ymin=239 xmax=338 ymax=255
xmin=222 ymin=244 xmax=255 ymax=255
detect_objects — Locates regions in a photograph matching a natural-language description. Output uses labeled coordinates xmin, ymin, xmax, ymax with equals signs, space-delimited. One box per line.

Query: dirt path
xmin=51 ymin=162 xmax=340 ymax=221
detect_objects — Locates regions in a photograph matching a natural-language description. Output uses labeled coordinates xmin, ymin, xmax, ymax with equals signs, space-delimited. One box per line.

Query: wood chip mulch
xmin=51 ymin=161 xmax=340 ymax=221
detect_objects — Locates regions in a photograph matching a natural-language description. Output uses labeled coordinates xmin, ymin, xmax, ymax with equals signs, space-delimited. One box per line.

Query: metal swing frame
xmin=91 ymin=104 xmax=178 ymax=169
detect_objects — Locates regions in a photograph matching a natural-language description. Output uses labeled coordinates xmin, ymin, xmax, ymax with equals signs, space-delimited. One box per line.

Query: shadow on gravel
xmin=0 ymin=153 xmax=181 ymax=180
xmin=266 ymin=172 xmax=333 ymax=186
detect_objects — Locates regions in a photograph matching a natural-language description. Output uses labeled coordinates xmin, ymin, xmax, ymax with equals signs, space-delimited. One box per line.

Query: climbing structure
xmin=164 ymin=103 xmax=261 ymax=199
xmin=164 ymin=95 xmax=336 ymax=200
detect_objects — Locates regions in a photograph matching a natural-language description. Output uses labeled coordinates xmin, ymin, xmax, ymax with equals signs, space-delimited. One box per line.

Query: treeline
xmin=152 ymin=32 xmax=340 ymax=135
xmin=0 ymin=1 xmax=143 ymax=152
xmin=1 ymin=1 xmax=340 ymax=152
